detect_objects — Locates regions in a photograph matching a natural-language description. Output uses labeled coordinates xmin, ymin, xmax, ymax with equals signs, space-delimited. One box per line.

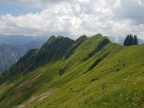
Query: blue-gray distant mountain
xmin=0 ymin=34 xmax=49 ymax=73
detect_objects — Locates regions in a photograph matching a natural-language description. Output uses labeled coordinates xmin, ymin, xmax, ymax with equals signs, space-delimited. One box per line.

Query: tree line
xmin=123 ymin=34 xmax=138 ymax=46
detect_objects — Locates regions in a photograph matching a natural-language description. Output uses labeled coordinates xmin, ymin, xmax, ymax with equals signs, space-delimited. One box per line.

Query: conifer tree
xmin=134 ymin=35 xmax=138 ymax=45
xmin=124 ymin=35 xmax=129 ymax=46
xmin=128 ymin=34 xmax=134 ymax=46
xmin=123 ymin=34 xmax=138 ymax=46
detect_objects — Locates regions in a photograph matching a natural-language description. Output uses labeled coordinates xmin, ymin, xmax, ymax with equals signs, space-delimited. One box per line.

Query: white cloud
xmin=0 ymin=0 xmax=144 ymax=39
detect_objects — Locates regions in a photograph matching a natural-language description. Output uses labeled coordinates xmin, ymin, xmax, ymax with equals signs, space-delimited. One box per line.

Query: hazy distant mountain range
xmin=108 ymin=36 xmax=144 ymax=45
xmin=0 ymin=34 xmax=48 ymax=73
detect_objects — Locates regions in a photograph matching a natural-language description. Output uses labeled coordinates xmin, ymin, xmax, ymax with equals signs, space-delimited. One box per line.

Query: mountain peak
xmin=76 ymin=35 xmax=87 ymax=42
xmin=47 ymin=35 xmax=56 ymax=44
xmin=94 ymin=33 xmax=103 ymax=37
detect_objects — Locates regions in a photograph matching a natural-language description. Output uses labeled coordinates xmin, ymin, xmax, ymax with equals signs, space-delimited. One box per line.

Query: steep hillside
xmin=0 ymin=34 xmax=144 ymax=108
xmin=0 ymin=36 xmax=74 ymax=84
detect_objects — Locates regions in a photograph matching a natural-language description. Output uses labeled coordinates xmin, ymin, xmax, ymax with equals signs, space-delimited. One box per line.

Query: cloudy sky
xmin=0 ymin=0 xmax=144 ymax=39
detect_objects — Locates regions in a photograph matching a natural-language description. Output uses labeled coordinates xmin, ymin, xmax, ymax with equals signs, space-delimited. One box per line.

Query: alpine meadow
xmin=0 ymin=0 xmax=144 ymax=108
xmin=0 ymin=34 xmax=144 ymax=108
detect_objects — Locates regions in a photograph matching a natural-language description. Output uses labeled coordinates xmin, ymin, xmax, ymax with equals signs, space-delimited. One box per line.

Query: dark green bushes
xmin=58 ymin=69 xmax=65 ymax=75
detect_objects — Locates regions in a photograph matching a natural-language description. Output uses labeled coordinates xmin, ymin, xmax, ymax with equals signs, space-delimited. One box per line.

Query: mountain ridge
xmin=0 ymin=34 xmax=144 ymax=108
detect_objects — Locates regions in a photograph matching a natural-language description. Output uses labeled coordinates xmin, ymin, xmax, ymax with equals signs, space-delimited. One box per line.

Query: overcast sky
xmin=0 ymin=0 xmax=144 ymax=39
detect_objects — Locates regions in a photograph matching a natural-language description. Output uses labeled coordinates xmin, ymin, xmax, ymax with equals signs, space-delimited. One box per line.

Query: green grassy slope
xmin=0 ymin=36 xmax=74 ymax=84
xmin=0 ymin=34 xmax=144 ymax=108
